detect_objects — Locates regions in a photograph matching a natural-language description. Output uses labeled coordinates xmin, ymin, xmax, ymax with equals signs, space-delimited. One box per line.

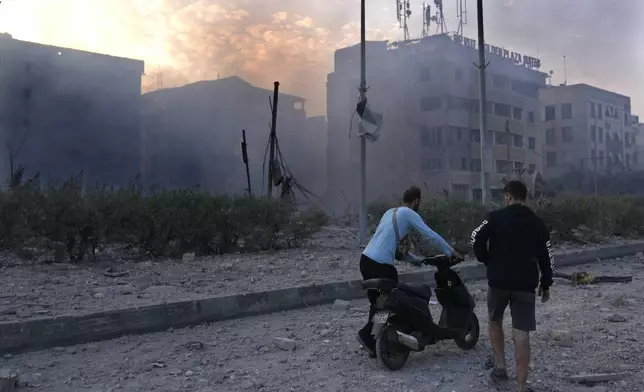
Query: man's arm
xmin=469 ymin=215 xmax=492 ymax=265
xmin=536 ymin=219 xmax=554 ymax=290
xmin=405 ymin=210 xmax=454 ymax=256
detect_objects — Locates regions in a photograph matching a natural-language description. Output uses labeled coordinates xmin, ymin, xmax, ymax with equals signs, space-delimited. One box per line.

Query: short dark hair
xmin=402 ymin=185 xmax=422 ymax=204
xmin=503 ymin=180 xmax=528 ymax=201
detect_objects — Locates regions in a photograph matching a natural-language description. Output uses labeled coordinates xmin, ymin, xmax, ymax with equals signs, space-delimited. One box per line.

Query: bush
xmin=366 ymin=194 xmax=644 ymax=255
xmin=0 ymin=177 xmax=326 ymax=262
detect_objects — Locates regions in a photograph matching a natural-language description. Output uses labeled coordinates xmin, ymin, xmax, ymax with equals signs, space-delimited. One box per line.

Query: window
xmin=494 ymin=103 xmax=511 ymax=118
xmin=420 ymin=126 xmax=442 ymax=147
xmin=455 ymin=67 xmax=463 ymax=82
xmin=528 ymin=137 xmax=536 ymax=150
xmin=527 ymin=111 xmax=535 ymax=123
xmin=492 ymin=74 xmax=509 ymax=89
xmin=545 ymin=105 xmax=556 ymax=121
xmin=420 ymin=96 xmax=442 ymax=111
xmin=513 ymin=107 xmax=523 ymax=120
xmin=591 ymin=149 xmax=596 ymax=166
xmin=597 ymin=103 xmax=603 ymax=119
xmin=625 ymin=132 xmax=633 ymax=147
xmin=420 ymin=67 xmax=431 ymax=82
xmin=598 ymin=150 xmax=604 ymax=166
xmin=495 ymin=160 xmax=509 ymax=173
xmin=590 ymin=102 xmax=596 ymax=118
xmin=486 ymin=130 xmax=494 ymax=144
xmin=562 ymin=126 xmax=573 ymax=142
xmin=514 ymin=161 xmax=524 ymax=170
xmin=470 ymin=129 xmax=481 ymax=142
xmin=561 ymin=103 xmax=573 ymax=119
xmin=561 ymin=151 xmax=573 ymax=164
xmin=598 ymin=127 xmax=604 ymax=143
xmin=470 ymin=99 xmax=481 ymax=113
xmin=471 ymin=159 xmax=481 ymax=172
xmin=448 ymin=96 xmax=470 ymax=111
xmin=461 ymin=158 xmax=467 ymax=170
xmin=495 ymin=131 xmax=507 ymax=145
xmin=529 ymin=163 xmax=536 ymax=172
xmin=513 ymin=134 xmax=523 ymax=148
xmin=590 ymin=125 xmax=596 ymax=141
xmin=546 ymin=128 xmax=556 ymax=144
xmin=472 ymin=188 xmax=482 ymax=202
xmin=546 ymin=151 xmax=557 ymax=167
xmin=422 ymin=157 xmax=443 ymax=172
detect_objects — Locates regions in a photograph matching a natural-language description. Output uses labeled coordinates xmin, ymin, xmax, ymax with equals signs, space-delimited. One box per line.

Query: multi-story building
xmin=539 ymin=84 xmax=634 ymax=179
xmin=0 ymin=33 xmax=144 ymax=186
xmin=326 ymin=34 xmax=547 ymax=209
xmin=142 ymin=76 xmax=323 ymax=195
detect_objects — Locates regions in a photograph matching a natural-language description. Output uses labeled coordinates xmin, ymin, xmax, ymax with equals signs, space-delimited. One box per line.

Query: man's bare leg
xmin=513 ymin=328 xmax=531 ymax=392
xmin=489 ymin=320 xmax=507 ymax=371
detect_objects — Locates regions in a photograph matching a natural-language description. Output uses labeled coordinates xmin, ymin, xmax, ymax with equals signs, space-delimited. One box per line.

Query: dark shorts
xmin=487 ymin=287 xmax=536 ymax=332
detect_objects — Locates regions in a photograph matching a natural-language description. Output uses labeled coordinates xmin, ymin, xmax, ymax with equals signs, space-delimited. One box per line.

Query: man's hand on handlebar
xmin=449 ymin=250 xmax=464 ymax=265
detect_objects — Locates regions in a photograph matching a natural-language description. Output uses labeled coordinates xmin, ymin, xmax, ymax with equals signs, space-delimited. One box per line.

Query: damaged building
xmin=0 ymin=33 xmax=144 ymax=186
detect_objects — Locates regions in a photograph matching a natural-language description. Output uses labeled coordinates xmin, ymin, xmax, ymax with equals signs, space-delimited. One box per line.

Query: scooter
xmin=362 ymin=254 xmax=480 ymax=370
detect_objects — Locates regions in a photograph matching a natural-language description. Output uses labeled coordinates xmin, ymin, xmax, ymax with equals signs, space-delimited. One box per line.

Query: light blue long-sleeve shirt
xmin=362 ymin=207 xmax=454 ymax=265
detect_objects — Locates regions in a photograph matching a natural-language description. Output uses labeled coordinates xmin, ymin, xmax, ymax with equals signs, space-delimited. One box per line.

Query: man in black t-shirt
xmin=470 ymin=181 xmax=554 ymax=392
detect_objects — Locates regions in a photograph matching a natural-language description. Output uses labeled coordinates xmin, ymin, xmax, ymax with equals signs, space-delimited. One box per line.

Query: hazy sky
xmin=1 ymin=0 xmax=642 ymax=117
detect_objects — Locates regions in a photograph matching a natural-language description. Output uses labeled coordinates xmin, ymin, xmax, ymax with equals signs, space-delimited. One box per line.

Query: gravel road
xmin=0 ymin=227 xmax=637 ymax=322
xmin=2 ymin=256 xmax=643 ymax=391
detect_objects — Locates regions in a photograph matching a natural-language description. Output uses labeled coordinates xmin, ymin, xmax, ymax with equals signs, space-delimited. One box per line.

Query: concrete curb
xmin=1 ymin=242 xmax=643 ymax=354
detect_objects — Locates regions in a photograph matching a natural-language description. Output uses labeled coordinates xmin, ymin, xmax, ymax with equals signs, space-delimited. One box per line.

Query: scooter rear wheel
xmin=454 ymin=313 xmax=480 ymax=350
xmin=375 ymin=324 xmax=410 ymax=371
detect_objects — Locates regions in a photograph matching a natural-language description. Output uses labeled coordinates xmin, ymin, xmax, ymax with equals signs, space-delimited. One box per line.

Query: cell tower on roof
xmin=433 ymin=0 xmax=447 ymax=35
xmin=421 ymin=3 xmax=434 ymax=38
xmin=395 ymin=0 xmax=412 ymax=41
xmin=455 ymin=0 xmax=468 ymax=36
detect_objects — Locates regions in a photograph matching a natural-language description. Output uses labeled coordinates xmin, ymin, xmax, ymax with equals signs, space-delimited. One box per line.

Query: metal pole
xmin=476 ymin=0 xmax=489 ymax=204
xmin=241 ymin=129 xmax=252 ymax=196
xmin=267 ymin=81 xmax=280 ymax=198
xmin=593 ymin=117 xmax=598 ymax=195
xmin=358 ymin=0 xmax=368 ymax=245
xmin=505 ymin=120 xmax=511 ymax=177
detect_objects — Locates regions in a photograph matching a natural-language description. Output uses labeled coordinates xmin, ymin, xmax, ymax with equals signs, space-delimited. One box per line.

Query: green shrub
xmin=0 ymin=177 xmax=326 ymax=262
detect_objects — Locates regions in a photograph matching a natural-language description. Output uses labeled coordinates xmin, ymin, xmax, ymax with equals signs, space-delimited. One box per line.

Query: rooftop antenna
xmin=456 ymin=0 xmax=468 ymax=36
xmin=434 ymin=0 xmax=447 ymax=35
xmin=395 ymin=0 xmax=412 ymax=41
xmin=422 ymin=3 xmax=431 ymax=38
xmin=563 ymin=55 xmax=568 ymax=85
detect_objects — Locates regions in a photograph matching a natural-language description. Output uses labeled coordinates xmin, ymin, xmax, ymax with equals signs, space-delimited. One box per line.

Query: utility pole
xmin=593 ymin=117 xmax=598 ymax=195
xmin=358 ymin=0 xmax=368 ymax=245
xmin=476 ymin=0 xmax=490 ymax=204
xmin=267 ymin=81 xmax=280 ymax=198
xmin=505 ymin=120 xmax=511 ymax=177
xmin=241 ymin=129 xmax=252 ymax=196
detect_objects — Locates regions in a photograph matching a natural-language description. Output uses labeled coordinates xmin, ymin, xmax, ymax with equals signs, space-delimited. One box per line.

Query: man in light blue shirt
xmin=357 ymin=185 xmax=462 ymax=357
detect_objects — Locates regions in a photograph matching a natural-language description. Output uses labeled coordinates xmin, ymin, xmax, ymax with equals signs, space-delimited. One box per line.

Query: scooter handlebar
xmin=422 ymin=253 xmax=462 ymax=268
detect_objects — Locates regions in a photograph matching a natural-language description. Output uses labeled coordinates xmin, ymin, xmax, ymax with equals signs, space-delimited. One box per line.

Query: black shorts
xmin=487 ymin=287 xmax=536 ymax=332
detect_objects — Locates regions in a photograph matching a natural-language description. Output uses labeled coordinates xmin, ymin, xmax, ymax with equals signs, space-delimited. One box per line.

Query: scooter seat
xmin=397 ymin=283 xmax=433 ymax=301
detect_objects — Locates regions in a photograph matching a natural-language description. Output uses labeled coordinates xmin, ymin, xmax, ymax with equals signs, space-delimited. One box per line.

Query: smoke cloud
xmin=1 ymin=0 xmax=642 ymax=116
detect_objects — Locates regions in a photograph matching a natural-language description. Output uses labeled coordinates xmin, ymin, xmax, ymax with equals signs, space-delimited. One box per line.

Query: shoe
xmin=490 ymin=368 xmax=509 ymax=383
xmin=357 ymin=329 xmax=377 ymax=358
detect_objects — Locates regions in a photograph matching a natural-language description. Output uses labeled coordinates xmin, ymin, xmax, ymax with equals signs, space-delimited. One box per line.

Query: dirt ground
xmin=1 ymin=255 xmax=643 ymax=392
xmin=0 ymin=227 xmax=636 ymax=322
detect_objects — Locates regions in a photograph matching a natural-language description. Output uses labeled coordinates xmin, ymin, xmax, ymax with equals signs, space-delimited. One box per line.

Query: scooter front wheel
xmin=375 ymin=324 xmax=410 ymax=371
xmin=454 ymin=313 xmax=480 ymax=350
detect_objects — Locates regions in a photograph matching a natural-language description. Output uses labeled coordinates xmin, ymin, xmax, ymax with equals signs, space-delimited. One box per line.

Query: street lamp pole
xmin=476 ymin=0 xmax=490 ymax=204
xmin=358 ymin=0 xmax=368 ymax=245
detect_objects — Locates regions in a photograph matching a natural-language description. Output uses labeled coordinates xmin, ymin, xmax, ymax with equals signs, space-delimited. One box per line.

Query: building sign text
xmin=452 ymin=34 xmax=541 ymax=70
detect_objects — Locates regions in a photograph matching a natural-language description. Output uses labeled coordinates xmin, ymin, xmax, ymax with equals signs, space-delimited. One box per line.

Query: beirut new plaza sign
xmin=452 ymin=34 xmax=541 ymax=70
